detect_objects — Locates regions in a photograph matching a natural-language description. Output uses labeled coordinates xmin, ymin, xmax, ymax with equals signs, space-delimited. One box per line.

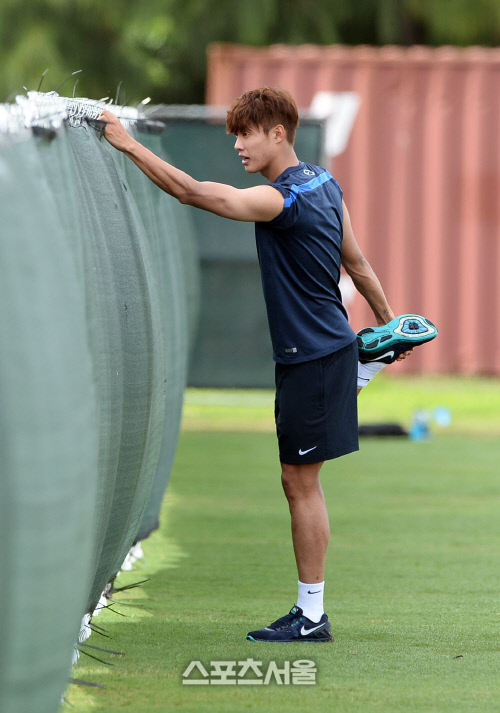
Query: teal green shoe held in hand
xmin=357 ymin=314 xmax=438 ymax=364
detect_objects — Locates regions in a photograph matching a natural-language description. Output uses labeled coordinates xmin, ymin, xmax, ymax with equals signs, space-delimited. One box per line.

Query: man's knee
xmin=281 ymin=463 xmax=299 ymax=499
xmin=281 ymin=462 xmax=323 ymax=500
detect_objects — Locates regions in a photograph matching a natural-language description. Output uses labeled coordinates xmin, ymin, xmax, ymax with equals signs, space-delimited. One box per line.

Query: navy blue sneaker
xmin=246 ymin=605 xmax=334 ymax=642
xmin=357 ymin=314 xmax=438 ymax=364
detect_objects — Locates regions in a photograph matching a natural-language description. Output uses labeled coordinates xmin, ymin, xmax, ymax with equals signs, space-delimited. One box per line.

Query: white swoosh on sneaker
xmin=298 ymin=446 xmax=317 ymax=456
xmin=300 ymin=623 xmax=324 ymax=636
xmin=368 ymin=350 xmax=394 ymax=362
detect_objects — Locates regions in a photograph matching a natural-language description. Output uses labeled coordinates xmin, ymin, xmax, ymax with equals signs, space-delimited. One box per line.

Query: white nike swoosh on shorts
xmin=298 ymin=446 xmax=318 ymax=456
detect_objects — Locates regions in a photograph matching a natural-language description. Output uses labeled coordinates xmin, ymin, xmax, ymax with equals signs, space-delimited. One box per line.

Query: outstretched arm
xmin=340 ymin=200 xmax=394 ymax=326
xmin=99 ymin=110 xmax=284 ymax=223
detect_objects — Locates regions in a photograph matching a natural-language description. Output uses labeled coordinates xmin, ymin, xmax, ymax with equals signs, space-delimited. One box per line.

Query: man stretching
xmin=100 ymin=87 xmax=435 ymax=642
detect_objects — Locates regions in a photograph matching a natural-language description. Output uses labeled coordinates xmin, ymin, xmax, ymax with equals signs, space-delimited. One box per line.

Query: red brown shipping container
xmin=207 ymin=43 xmax=500 ymax=376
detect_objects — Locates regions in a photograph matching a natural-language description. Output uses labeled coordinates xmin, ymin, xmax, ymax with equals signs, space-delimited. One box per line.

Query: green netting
xmin=0 ymin=98 xmax=200 ymax=713
xmin=66 ymin=126 xmax=168 ymax=610
xmin=0 ymin=133 xmax=99 ymax=713
xmin=190 ymin=260 xmax=274 ymax=387
xmin=143 ymin=133 xmax=200 ymax=359
xmin=114 ymin=128 xmax=199 ymax=541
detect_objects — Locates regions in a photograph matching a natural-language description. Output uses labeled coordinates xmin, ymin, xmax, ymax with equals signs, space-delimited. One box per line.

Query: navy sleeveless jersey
xmin=255 ymin=161 xmax=356 ymax=364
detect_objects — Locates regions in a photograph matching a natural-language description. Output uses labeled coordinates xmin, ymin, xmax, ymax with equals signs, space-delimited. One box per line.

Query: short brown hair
xmin=226 ymin=87 xmax=299 ymax=145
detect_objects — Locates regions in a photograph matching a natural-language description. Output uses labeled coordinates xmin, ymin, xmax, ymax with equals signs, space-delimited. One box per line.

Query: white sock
xmin=297 ymin=580 xmax=325 ymax=623
xmin=357 ymin=361 xmax=386 ymax=389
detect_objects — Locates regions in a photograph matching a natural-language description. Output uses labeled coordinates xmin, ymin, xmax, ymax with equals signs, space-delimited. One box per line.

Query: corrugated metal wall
xmin=207 ymin=43 xmax=500 ymax=375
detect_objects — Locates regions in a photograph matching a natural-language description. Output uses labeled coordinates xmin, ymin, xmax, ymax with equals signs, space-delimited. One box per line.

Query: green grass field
xmin=64 ymin=376 xmax=500 ymax=712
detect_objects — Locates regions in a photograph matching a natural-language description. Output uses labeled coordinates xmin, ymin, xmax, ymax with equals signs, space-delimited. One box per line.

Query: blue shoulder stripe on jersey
xmin=283 ymin=170 xmax=333 ymax=208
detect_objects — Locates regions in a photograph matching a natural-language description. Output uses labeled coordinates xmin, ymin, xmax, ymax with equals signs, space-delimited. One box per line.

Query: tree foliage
xmin=2 ymin=0 xmax=500 ymax=105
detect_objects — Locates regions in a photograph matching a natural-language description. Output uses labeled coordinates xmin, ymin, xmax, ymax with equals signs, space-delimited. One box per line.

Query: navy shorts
xmin=274 ymin=341 xmax=359 ymax=465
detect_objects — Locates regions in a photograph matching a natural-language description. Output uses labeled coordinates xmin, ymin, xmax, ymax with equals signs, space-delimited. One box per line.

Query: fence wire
xmin=0 ymin=91 xmax=140 ymax=136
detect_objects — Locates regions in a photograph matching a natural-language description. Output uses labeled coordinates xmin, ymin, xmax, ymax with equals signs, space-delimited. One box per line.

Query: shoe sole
xmin=246 ymin=636 xmax=334 ymax=642
xmin=357 ymin=314 xmax=437 ymax=364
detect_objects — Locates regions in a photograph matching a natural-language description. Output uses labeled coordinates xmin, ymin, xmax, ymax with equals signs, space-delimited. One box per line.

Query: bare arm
xmin=341 ymin=200 xmax=394 ymax=326
xmin=99 ymin=110 xmax=284 ymax=222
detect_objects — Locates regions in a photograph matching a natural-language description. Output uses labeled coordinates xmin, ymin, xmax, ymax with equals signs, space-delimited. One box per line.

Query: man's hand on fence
xmin=99 ymin=110 xmax=134 ymax=153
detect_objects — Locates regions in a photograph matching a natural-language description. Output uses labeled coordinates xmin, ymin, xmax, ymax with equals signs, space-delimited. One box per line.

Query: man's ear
xmin=273 ymin=124 xmax=286 ymax=143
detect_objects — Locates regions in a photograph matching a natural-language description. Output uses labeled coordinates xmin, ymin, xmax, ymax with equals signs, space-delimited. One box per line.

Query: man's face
xmin=233 ymin=125 xmax=276 ymax=174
